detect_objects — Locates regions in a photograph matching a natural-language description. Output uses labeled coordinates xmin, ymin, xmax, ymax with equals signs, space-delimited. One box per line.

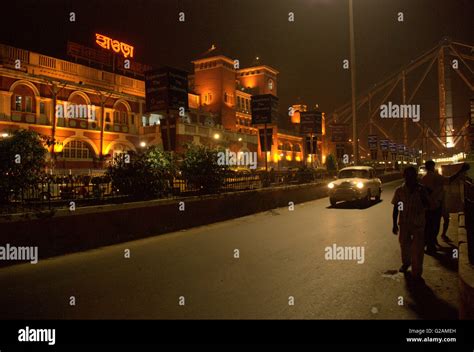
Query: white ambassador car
xmin=328 ymin=166 xmax=382 ymax=207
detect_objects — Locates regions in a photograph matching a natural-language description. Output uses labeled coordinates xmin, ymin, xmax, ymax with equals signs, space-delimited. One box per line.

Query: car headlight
xmin=328 ymin=182 xmax=335 ymax=189
xmin=356 ymin=182 xmax=364 ymax=189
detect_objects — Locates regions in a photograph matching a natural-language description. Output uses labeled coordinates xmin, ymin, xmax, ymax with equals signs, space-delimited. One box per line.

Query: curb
xmin=0 ymin=175 xmax=402 ymax=268
xmin=458 ymin=212 xmax=474 ymax=319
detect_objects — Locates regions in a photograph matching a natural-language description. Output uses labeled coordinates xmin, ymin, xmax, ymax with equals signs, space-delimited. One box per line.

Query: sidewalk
xmin=458 ymin=212 xmax=474 ymax=319
xmin=419 ymin=213 xmax=461 ymax=319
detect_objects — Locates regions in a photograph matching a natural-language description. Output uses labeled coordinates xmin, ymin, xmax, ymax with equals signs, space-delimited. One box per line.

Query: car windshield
xmin=338 ymin=169 xmax=370 ymax=179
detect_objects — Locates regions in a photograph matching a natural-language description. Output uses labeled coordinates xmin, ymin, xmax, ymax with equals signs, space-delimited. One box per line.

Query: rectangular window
xmin=105 ymin=112 xmax=111 ymax=122
xmin=121 ymin=112 xmax=127 ymax=125
xmin=130 ymin=114 xmax=134 ymax=125
xmin=40 ymin=102 xmax=45 ymax=114
xmin=114 ymin=111 xmax=119 ymax=123
xmin=25 ymin=96 xmax=32 ymax=113
xmin=15 ymin=95 xmax=22 ymax=111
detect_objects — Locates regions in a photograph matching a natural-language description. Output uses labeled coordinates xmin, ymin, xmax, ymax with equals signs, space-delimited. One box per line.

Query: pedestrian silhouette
xmin=391 ymin=166 xmax=431 ymax=283
xmin=421 ymin=160 xmax=470 ymax=254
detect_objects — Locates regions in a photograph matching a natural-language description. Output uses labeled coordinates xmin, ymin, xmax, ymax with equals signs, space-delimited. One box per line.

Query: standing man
xmin=392 ymin=166 xmax=431 ymax=282
xmin=440 ymin=189 xmax=450 ymax=242
xmin=421 ymin=161 xmax=470 ymax=254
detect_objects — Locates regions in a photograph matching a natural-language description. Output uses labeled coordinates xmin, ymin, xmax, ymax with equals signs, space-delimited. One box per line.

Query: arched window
xmin=67 ymin=92 xmax=93 ymax=119
xmin=12 ymin=84 xmax=35 ymax=113
xmin=69 ymin=93 xmax=88 ymax=105
xmin=114 ymin=102 xmax=129 ymax=125
xmin=62 ymin=140 xmax=94 ymax=159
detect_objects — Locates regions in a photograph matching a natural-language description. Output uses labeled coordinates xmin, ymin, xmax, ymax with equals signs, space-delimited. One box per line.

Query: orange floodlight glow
xmin=95 ymin=33 xmax=134 ymax=58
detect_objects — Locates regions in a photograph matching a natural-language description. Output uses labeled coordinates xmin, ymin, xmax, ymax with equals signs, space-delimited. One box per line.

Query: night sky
xmin=2 ymin=0 xmax=473 ymax=134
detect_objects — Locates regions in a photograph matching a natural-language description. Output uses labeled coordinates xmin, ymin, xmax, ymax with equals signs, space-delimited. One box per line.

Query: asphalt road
xmin=0 ymin=180 xmax=459 ymax=319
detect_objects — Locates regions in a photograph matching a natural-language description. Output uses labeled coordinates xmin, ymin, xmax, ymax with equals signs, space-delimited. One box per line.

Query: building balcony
xmin=178 ymin=120 xmax=257 ymax=144
xmin=0 ymin=43 xmax=145 ymax=98
xmin=0 ymin=112 xmax=137 ymax=135
xmin=57 ymin=117 xmax=100 ymax=131
xmin=142 ymin=125 xmax=159 ymax=135
xmin=3 ymin=111 xmax=50 ymax=125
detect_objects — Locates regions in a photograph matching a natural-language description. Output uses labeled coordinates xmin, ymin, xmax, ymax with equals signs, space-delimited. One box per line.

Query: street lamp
xmin=349 ymin=0 xmax=359 ymax=165
xmin=140 ymin=141 xmax=146 ymax=148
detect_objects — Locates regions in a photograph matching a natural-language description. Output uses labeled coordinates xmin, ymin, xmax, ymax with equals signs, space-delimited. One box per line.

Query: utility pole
xmin=96 ymin=90 xmax=113 ymax=162
xmin=166 ymin=107 xmax=172 ymax=151
xmin=368 ymin=93 xmax=372 ymax=135
xmin=264 ymin=123 xmax=268 ymax=171
xmin=47 ymin=80 xmax=67 ymax=169
xmin=349 ymin=0 xmax=359 ymax=165
xmin=402 ymin=70 xmax=407 ymax=146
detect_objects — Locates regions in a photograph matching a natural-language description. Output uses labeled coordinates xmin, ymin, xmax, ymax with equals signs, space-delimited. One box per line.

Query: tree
xmin=0 ymin=130 xmax=47 ymax=203
xmin=106 ymin=145 xmax=175 ymax=199
xmin=180 ymin=144 xmax=229 ymax=193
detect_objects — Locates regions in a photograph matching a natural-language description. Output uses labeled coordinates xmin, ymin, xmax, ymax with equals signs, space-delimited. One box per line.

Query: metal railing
xmin=1 ymin=169 xmax=406 ymax=215
xmin=0 ymin=171 xmax=331 ymax=215
xmin=464 ymin=179 xmax=474 ymax=264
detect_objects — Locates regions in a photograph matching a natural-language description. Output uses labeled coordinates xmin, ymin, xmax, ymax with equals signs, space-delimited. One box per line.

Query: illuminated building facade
xmin=190 ymin=49 xmax=312 ymax=168
xmin=0 ymin=42 xmax=320 ymax=172
xmin=0 ymin=43 xmax=147 ymax=172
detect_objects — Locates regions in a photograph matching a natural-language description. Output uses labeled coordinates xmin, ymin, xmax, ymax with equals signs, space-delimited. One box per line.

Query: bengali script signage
xmin=95 ymin=33 xmax=134 ymax=58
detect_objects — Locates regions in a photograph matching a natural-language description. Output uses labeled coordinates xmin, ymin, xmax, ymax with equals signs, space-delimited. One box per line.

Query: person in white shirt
xmin=421 ymin=160 xmax=470 ymax=254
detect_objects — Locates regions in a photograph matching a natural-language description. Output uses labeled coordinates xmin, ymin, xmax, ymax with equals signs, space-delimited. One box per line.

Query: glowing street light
xmin=349 ymin=0 xmax=359 ymax=165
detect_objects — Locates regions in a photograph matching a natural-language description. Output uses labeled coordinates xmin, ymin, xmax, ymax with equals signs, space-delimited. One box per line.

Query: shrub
xmin=180 ymin=144 xmax=228 ymax=193
xmin=106 ymin=146 xmax=175 ymax=199
xmin=296 ymin=165 xmax=316 ymax=183
xmin=0 ymin=130 xmax=47 ymax=203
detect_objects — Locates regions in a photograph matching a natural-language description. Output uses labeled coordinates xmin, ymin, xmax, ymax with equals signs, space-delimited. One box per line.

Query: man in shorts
xmin=392 ymin=166 xmax=431 ymax=282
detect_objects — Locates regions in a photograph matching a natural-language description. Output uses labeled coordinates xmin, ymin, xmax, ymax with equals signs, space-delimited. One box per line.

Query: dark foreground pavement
xmin=0 ymin=180 xmax=460 ymax=319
